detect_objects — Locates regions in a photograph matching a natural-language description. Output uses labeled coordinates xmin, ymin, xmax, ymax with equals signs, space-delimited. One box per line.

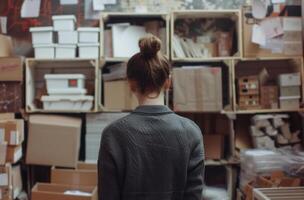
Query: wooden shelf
xmin=26 ymin=109 xmax=98 ymax=114
xmin=104 ymin=57 xmax=129 ymax=63
xmin=171 ymin=57 xmax=240 ymax=63
xmin=234 ymin=108 xmax=304 ymax=114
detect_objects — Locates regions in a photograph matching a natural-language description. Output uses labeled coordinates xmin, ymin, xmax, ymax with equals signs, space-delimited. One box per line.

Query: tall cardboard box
xmin=0 ymin=34 xmax=13 ymax=57
xmin=104 ymin=80 xmax=138 ymax=111
xmin=6 ymin=145 xmax=22 ymax=164
xmin=26 ymin=115 xmax=81 ymax=168
xmin=0 ymin=57 xmax=24 ymax=81
xmin=204 ymin=134 xmax=224 ymax=159
xmin=0 ymin=119 xmax=24 ymax=146
xmin=173 ymin=67 xmax=222 ymax=112
xmin=31 ymin=183 xmax=97 ymax=200
xmin=0 ymin=164 xmax=12 ymax=200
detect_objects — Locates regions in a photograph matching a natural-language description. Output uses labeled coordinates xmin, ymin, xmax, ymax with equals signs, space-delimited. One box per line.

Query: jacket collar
xmin=132 ymin=105 xmax=173 ymax=114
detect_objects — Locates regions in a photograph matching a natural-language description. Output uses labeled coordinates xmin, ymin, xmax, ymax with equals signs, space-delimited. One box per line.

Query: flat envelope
xmin=260 ymin=17 xmax=283 ymax=39
xmin=112 ymin=24 xmax=147 ymax=57
xmin=252 ymin=24 xmax=266 ymax=46
xmin=21 ymin=0 xmax=41 ymax=18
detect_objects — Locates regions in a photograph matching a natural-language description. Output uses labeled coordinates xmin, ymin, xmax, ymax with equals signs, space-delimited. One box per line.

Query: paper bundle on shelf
xmin=250 ymin=114 xmax=302 ymax=150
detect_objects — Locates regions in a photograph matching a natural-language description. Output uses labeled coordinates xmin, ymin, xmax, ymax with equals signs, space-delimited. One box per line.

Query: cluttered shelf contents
xmin=172 ymin=10 xmax=241 ymax=60
xmin=101 ymin=13 xmax=169 ymax=60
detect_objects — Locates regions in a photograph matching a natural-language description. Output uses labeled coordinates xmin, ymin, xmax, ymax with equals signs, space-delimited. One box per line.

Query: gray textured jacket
xmin=98 ymin=105 xmax=204 ymax=200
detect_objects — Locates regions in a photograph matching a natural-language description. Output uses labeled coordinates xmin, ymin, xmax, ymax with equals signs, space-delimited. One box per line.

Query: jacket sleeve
xmin=98 ymin=128 xmax=121 ymax=200
xmin=183 ymin=127 xmax=205 ymax=200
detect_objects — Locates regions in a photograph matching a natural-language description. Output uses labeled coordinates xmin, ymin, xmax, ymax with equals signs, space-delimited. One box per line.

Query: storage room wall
xmin=0 ymin=0 xmax=245 ymax=56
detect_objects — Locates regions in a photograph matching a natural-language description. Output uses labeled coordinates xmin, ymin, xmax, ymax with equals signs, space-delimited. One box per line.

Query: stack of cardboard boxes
xmin=0 ymin=114 xmax=24 ymax=200
xmin=31 ymin=163 xmax=97 ymax=200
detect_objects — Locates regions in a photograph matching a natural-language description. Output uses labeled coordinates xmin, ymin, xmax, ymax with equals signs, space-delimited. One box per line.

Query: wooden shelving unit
xmin=25 ymin=58 xmax=104 ymax=113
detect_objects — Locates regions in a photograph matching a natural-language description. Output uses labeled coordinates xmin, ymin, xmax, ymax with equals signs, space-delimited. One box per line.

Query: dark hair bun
xmin=139 ymin=34 xmax=161 ymax=58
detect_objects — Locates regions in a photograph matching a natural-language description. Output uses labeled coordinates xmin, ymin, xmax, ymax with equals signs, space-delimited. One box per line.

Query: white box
xmin=45 ymin=74 xmax=86 ymax=94
xmin=78 ymin=43 xmax=99 ymax=58
xmin=52 ymin=15 xmax=76 ymax=31
xmin=279 ymin=73 xmax=301 ymax=87
xmin=55 ymin=44 xmax=77 ymax=59
xmin=33 ymin=44 xmax=55 ymax=59
xmin=78 ymin=27 xmax=100 ymax=43
xmin=58 ymin=31 xmax=78 ymax=44
xmin=60 ymin=0 xmax=78 ymax=4
xmin=30 ymin=26 xmax=53 ymax=44
xmin=41 ymin=95 xmax=94 ymax=111
xmin=279 ymin=96 xmax=300 ymax=109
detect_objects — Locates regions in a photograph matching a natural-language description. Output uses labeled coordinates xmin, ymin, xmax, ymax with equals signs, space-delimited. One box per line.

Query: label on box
xmin=0 ymin=128 xmax=4 ymax=142
xmin=0 ymin=174 xmax=8 ymax=186
xmin=10 ymin=131 xmax=17 ymax=145
xmin=68 ymin=79 xmax=78 ymax=88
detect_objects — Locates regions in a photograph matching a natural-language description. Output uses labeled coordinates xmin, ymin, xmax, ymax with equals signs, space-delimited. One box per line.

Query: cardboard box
xmin=104 ymin=80 xmax=138 ymax=111
xmin=0 ymin=119 xmax=24 ymax=146
xmin=0 ymin=142 xmax=7 ymax=164
xmin=26 ymin=115 xmax=81 ymax=167
xmin=0 ymin=164 xmax=11 ymax=187
xmin=204 ymin=134 xmax=224 ymax=159
xmin=0 ymin=82 xmax=23 ymax=113
xmin=0 ymin=57 xmax=24 ymax=81
xmin=31 ymin=183 xmax=97 ymax=200
xmin=0 ymin=34 xmax=13 ymax=57
xmin=260 ymin=86 xmax=278 ymax=109
xmin=77 ymin=162 xmax=97 ymax=171
xmin=6 ymin=145 xmax=22 ymax=164
xmin=11 ymin=165 xmax=22 ymax=199
xmin=173 ymin=67 xmax=222 ymax=112
xmin=51 ymin=167 xmax=97 ymax=187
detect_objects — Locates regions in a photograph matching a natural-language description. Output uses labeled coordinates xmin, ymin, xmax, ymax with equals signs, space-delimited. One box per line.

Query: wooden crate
xmin=100 ymin=13 xmax=170 ymax=61
xmin=253 ymin=187 xmax=304 ymax=200
xmin=25 ymin=58 xmax=102 ymax=113
xmin=171 ymin=10 xmax=242 ymax=62
xmin=233 ymin=58 xmax=304 ymax=113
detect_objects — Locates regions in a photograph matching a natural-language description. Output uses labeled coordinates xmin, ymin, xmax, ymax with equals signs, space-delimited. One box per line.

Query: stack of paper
xmin=85 ymin=113 xmax=129 ymax=161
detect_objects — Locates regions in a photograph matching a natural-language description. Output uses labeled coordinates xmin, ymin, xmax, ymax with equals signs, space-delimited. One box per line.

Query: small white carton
xmin=45 ymin=74 xmax=86 ymax=94
xmin=41 ymin=95 xmax=94 ymax=111
xmin=279 ymin=73 xmax=301 ymax=87
xmin=55 ymin=44 xmax=77 ymax=59
xmin=78 ymin=43 xmax=99 ymax=58
xmin=78 ymin=27 xmax=100 ymax=43
xmin=58 ymin=31 xmax=78 ymax=44
xmin=30 ymin=26 xmax=53 ymax=44
xmin=33 ymin=44 xmax=55 ymax=59
xmin=52 ymin=15 xmax=76 ymax=31
xmin=279 ymin=96 xmax=300 ymax=109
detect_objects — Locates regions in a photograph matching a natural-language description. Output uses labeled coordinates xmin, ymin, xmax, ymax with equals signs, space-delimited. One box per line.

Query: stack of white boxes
xmin=30 ymin=15 xmax=100 ymax=59
xmin=278 ymin=73 xmax=301 ymax=109
xmin=77 ymin=27 xmax=100 ymax=59
xmin=41 ymin=74 xmax=93 ymax=111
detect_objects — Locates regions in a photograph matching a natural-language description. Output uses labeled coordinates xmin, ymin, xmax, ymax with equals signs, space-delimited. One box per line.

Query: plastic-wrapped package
xmin=280 ymin=149 xmax=304 ymax=177
xmin=202 ymin=186 xmax=229 ymax=200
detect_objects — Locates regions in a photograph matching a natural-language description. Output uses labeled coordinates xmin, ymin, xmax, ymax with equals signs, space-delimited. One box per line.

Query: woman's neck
xmin=138 ymin=92 xmax=165 ymax=106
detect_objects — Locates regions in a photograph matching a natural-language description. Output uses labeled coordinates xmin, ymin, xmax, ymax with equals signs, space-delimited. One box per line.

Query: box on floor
xmin=26 ymin=115 xmax=81 ymax=168
xmin=31 ymin=183 xmax=97 ymax=200
xmin=173 ymin=67 xmax=222 ymax=112
xmin=104 ymin=80 xmax=138 ymax=111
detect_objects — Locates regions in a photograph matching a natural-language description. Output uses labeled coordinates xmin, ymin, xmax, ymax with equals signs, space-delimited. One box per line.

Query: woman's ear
xmin=164 ymin=76 xmax=171 ymax=91
xmin=128 ymin=80 xmax=137 ymax=93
